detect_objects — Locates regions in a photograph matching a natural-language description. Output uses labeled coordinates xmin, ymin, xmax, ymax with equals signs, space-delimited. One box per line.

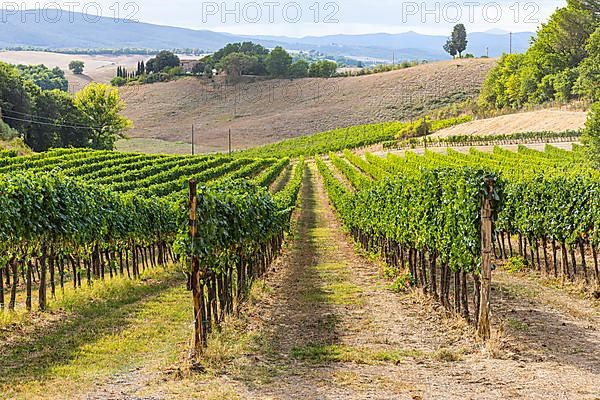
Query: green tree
xmin=576 ymin=26 xmax=600 ymax=100
xmin=451 ymin=24 xmax=468 ymax=58
xmin=569 ymin=0 xmax=600 ymax=18
xmin=415 ymin=117 xmax=431 ymax=137
xmin=530 ymin=6 xmax=596 ymax=71
xmin=217 ymin=52 xmax=258 ymax=82
xmin=204 ymin=64 xmax=214 ymax=78
xmin=212 ymin=42 xmax=269 ymax=75
xmin=191 ymin=61 xmax=206 ymax=75
xmin=289 ymin=60 xmax=309 ymax=78
xmin=0 ymin=62 xmax=34 ymax=134
xmin=265 ymin=46 xmax=292 ymax=77
xmin=146 ymin=51 xmax=180 ymax=73
xmin=68 ymin=60 xmax=85 ymax=75
xmin=145 ymin=58 xmax=156 ymax=74
xmin=136 ymin=60 xmax=146 ymax=76
xmin=582 ymin=102 xmax=600 ymax=165
xmin=27 ymin=89 xmax=88 ymax=151
xmin=443 ymin=38 xmax=458 ymax=58
xmin=111 ymin=76 xmax=127 ymax=86
xmin=309 ymin=60 xmax=338 ymax=78
xmin=478 ymin=4 xmax=598 ymax=110
xmin=0 ymin=119 xmax=19 ymax=140
xmin=73 ymin=83 xmax=132 ymax=150
xmin=478 ymin=53 xmax=526 ymax=109
xmin=212 ymin=42 xmax=269 ymax=63
xmin=17 ymin=64 xmax=68 ymax=91
xmin=553 ymin=68 xmax=579 ymax=101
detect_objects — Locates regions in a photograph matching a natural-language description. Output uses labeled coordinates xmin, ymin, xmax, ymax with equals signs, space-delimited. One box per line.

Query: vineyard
xmin=0 ymin=148 xmax=303 ymax=335
xmin=1 ymin=141 xmax=599 ymax=399
xmin=316 ymin=144 xmax=600 ymax=335
xmin=234 ymin=116 xmax=471 ymax=159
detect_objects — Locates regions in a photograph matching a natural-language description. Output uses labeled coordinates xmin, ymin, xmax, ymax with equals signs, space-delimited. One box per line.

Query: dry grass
xmin=431 ymin=108 xmax=587 ymax=138
xmin=115 ymin=137 xmax=194 ymax=155
xmin=0 ymin=138 xmax=32 ymax=155
xmin=0 ymin=50 xmax=150 ymax=90
xmin=118 ymin=59 xmax=496 ymax=153
xmin=0 ymin=267 xmax=190 ymax=400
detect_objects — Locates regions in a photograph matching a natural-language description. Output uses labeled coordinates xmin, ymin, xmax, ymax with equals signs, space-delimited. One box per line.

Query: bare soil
xmin=0 ymin=50 xmax=150 ymax=92
xmin=118 ymin=59 xmax=496 ymax=153
xmin=432 ymin=109 xmax=587 ymax=138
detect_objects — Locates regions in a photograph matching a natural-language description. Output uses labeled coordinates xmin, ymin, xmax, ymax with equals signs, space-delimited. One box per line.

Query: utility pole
xmin=392 ymin=51 xmax=395 ymax=67
xmin=486 ymin=47 xmax=489 ymax=58
xmin=509 ymin=32 xmax=513 ymax=54
xmin=228 ymin=129 xmax=232 ymax=155
xmin=233 ymin=91 xmax=238 ymax=118
xmin=191 ymin=124 xmax=195 ymax=156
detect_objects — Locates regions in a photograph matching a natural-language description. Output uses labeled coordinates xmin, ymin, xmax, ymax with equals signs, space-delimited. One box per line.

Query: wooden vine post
xmin=478 ymin=177 xmax=495 ymax=340
xmin=189 ymin=179 xmax=205 ymax=355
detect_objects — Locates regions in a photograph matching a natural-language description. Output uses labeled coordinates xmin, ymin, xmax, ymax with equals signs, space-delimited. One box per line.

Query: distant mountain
xmin=0 ymin=10 xmax=251 ymax=50
xmin=0 ymin=10 xmax=534 ymax=61
xmin=250 ymin=31 xmax=534 ymax=59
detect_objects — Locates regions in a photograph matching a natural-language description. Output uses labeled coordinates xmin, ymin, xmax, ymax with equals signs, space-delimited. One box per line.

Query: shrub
xmin=110 ymin=76 xmax=127 ymax=87
xmin=390 ymin=273 xmax=415 ymax=292
xmin=504 ymin=256 xmax=528 ymax=273
xmin=0 ymin=119 xmax=20 ymax=140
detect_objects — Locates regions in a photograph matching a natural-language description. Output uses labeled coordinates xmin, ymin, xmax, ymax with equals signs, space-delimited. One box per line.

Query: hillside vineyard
xmin=317 ymin=145 xmax=599 ymax=334
xmin=0 ymin=148 xmax=300 ymax=325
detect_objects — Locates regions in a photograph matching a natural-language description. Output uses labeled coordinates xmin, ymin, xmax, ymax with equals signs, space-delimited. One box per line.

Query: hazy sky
xmin=14 ymin=0 xmax=565 ymax=36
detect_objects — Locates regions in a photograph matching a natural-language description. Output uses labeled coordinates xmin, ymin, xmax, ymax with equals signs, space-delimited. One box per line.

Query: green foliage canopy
xmin=479 ymin=3 xmax=599 ymax=109
xmin=265 ymin=46 xmax=293 ymax=77
xmin=74 ymin=83 xmax=132 ymax=150
xmin=68 ymin=60 xmax=85 ymax=74
xmin=16 ymin=64 xmax=68 ymax=91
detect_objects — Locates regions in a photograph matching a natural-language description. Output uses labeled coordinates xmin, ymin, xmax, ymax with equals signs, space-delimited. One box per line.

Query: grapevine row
xmin=316 ymin=155 xmax=499 ymax=332
xmin=178 ymin=159 xmax=305 ymax=351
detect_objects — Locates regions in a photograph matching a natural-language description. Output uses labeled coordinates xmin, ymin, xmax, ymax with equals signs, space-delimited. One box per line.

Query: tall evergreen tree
xmin=451 ymin=24 xmax=468 ymax=58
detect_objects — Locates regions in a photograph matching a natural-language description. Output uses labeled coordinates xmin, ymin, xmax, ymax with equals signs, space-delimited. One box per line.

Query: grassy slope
xmin=0 ymin=267 xmax=190 ymax=399
xmin=118 ymin=59 xmax=496 ymax=153
xmin=0 ymin=138 xmax=32 ymax=155
xmin=432 ymin=109 xmax=587 ymax=138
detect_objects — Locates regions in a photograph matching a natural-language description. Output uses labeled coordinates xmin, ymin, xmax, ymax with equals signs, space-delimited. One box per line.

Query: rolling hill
xmin=119 ymin=58 xmax=496 ymax=153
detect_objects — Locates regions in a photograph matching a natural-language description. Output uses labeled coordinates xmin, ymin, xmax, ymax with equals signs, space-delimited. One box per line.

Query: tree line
xmin=111 ymin=42 xmax=340 ymax=87
xmin=478 ymin=0 xmax=599 ymax=110
xmin=472 ymin=0 xmax=600 ymax=166
xmin=0 ymin=62 xmax=131 ymax=151
xmin=196 ymin=42 xmax=338 ymax=81
xmin=15 ymin=64 xmax=68 ymax=91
